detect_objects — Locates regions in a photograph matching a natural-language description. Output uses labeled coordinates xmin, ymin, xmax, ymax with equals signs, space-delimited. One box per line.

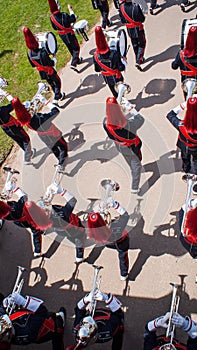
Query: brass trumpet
xmin=6 ymin=266 xmax=26 ymax=316
xmin=1 ymin=166 xmax=20 ymax=200
xmin=164 ymin=284 xmax=180 ymax=350
xmin=24 ymin=81 xmax=50 ymax=114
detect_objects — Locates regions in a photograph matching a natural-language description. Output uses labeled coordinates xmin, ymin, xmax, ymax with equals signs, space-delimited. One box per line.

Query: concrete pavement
xmin=0 ymin=1 xmax=197 ymax=349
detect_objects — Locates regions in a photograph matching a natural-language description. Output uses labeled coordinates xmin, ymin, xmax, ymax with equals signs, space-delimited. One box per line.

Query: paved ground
xmin=0 ymin=1 xmax=197 ymax=349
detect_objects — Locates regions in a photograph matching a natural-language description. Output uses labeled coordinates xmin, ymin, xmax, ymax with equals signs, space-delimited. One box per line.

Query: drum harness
xmin=50 ymin=14 xmax=74 ymax=35
xmin=120 ymin=3 xmax=143 ymax=30
xmin=94 ymin=52 xmax=122 ymax=79
xmin=29 ymin=50 xmax=54 ymax=75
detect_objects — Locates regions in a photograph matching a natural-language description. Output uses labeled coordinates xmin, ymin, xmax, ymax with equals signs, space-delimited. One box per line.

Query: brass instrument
xmin=89 ymin=265 xmax=103 ymax=317
xmin=6 ymin=266 xmax=26 ymax=316
xmin=0 ymin=77 xmax=8 ymax=103
xmin=24 ymin=81 xmax=50 ymax=114
xmin=182 ymin=78 xmax=197 ymax=101
xmin=115 ymin=82 xmax=132 ymax=113
xmin=163 ymin=284 xmax=180 ymax=350
xmin=1 ymin=166 xmax=20 ymax=200
xmin=93 ymin=179 xmax=120 ymax=225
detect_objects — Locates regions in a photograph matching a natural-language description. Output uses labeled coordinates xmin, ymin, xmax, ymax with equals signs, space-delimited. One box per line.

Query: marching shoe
xmin=120 ymin=275 xmax=128 ymax=281
xmin=135 ymin=63 xmax=143 ymax=72
xmin=78 ymin=57 xmax=83 ymax=64
xmin=149 ymin=7 xmax=154 ymax=14
xmin=60 ymin=92 xmax=66 ymax=101
xmin=57 ymin=307 xmax=67 ymax=326
xmin=57 ymin=164 xmax=65 ymax=173
xmin=131 ymin=188 xmax=140 ymax=194
xmin=70 ymin=65 xmax=78 ymax=72
xmin=24 ymin=160 xmax=32 ymax=165
xmin=76 ymin=257 xmax=84 ymax=263
xmin=33 ymin=252 xmax=42 ymax=258
xmin=52 ymin=99 xmax=59 ymax=106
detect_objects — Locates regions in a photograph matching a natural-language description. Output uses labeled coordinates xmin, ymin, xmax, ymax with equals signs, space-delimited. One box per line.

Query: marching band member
xmin=144 ymin=312 xmax=197 ymax=349
xmin=0 ymin=291 xmax=66 ymax=349
xmin=96 ymin=0 xmax=112 ymax=29
xmin=149 ymin=0 xmax=158 ymax=15
xmin=180 ymin=0 xmax=191 ymax=12
xmin=171 ymin=26 xmax=197 ymax=100
xmin=48 ymin=0 xmax=82 ymax=72
xmin=0 ymin=89 xmax=35 ymax=165
xmin=93 ymin=26 xmax=126 ymax=98
xmin=119 ymin=0 xmax=146 ymax=71
xmin=40 ymin=182 xmax=85 ymax=263
xmin=166 ymin=97 xmax=197 ymax=188
xmin=103 ymin=97 xmax=143 ymax=194
xmin=0 ymin=181 xmax=52 ymax=257
xmin=11 ymin=95 xmax=68 ymax=172
xmin=66 ymin=290 xmax=124 ymax=349
xmin=87 ymin=196 xmax=130 ymax=280
xmin=179 ymin=179 xmax=197 ymax=258
xmin=23 ymin=27 xmax=65 ymax=105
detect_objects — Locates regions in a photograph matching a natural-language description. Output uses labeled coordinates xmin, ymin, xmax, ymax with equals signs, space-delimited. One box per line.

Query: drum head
xmin=46 ymin=32 xmax=57 ymax=54
xmin=117 ymin=29 xmax=127 ymax=57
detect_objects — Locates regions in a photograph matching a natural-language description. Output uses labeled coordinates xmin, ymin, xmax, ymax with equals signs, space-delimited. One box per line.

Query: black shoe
xmin=70 ymin=65 xmax=78 ymax=72
xmin=60 ymin=92 xmax=66 ymax=101
xmin=78 ymin=57 xmax=83 ymax=65
xmin=180 ymin=3 xmax=185 ymax=11
xmin=58 ymin=307 xmax=66 ymax=326
xmin=135 ymin=63 xmax=143 ymax=72
xmin=150 ymin=7 xmax=154 ymax=14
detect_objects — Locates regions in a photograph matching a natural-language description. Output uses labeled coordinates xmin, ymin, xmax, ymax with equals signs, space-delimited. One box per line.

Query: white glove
xmin=4 ymin=180 xmax=16 ymax=192
xmin=10 ymin=292 xmax=27 ymax=308
xmin=94 ymin=290 xmax=108 ymax=302
xmin=53 ymin=56 xmax=57 ymax=65
xmin=148 ymin=312 xmax=170 ymax=331
xmin=0 ymin=88 xmax=6 ymax=96
xmin=37 ymin=94 xmax=47 ymax=104
xmin=77 ymin=292 xmax=94 ymax=309
xmin=46 ymin=183 xmax=63 ymax=196
xmin=172 ymin=312 xmax=189 ymax=329
xmin=173 ymin=102 xmax=186 ymax=114
xmin=3 ymin=294 xmax=13 ymax=308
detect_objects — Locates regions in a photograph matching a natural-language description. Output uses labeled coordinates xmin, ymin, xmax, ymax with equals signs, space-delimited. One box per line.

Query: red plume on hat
xmin=48 ymin=0 xmax=59 ymax=14
xmin=106 ymin=97 xmax=127 ymax=129
xmin=95 ymin=26 xmax=110 ymax=55
xmin=184 ymin=97 xmax=197 ymax=133
xmin=23 ymin=27 xmax=39 ymax=51
xmin=0 ymin=201 xmax=11 ymax=219
xmin=12 ymin=97 xmax=31 ymax=126
xmin=23 ymin=201 xmax=53 ymax=231
xmin=87 ymin=212 xmax=112 ymax=243
xmin=183 ymin=207 xmax=197 ymax=244
xmin=184 ymin=26 xmax=197 ymax=58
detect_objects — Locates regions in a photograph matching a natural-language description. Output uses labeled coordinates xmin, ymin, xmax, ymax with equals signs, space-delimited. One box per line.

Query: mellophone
xmin=89 ymin=265 xmax=103 ymax=317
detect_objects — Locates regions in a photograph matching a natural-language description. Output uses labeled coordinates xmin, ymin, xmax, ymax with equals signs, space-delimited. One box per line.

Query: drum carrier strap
xmin=50 ymin=14 xmax=74 ymax=35
xmin=180 ymin=51 xmax=197 ymax=76
xmin=30 ymin=58 xmax=54 ymax=75
xmin=1 ymin=116 xmax=20 ymax=127
xmin=179 ymin=123 xmax=197 ymax=147
xmin=120 ymin=3 xmax=143 ymax=30
xmin=94 ymin=52 xmax=121 ymax=78
xmin=107 ymin=124 xmax=141 ymax=147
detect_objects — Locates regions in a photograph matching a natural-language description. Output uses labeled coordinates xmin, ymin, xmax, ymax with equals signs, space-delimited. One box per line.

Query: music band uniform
xmin=48 ymin=0 xmax=81 ymax=70
xmin=0 ymin=292 xmax=65 ymax=350
xmin=119 ymin=0 xmax=146 ymax=70
xmin=67 ymin=291 xmax=124 ymax=349
xmin=94 ymin=0 xmax=112 ymax=29
xmin=93 ymin=26 xmax=125 ymax=97
xmin=23 ymin=27 xmax=64 ymax=104
xmin=0 ymin=91 xmax=33 ymax=164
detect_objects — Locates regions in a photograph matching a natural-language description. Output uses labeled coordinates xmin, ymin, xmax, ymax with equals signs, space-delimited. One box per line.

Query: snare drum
xmin=181 ymin=18 xmax=197 ymax=49
xmin=73 ymin=20 xmax=89 ymax=41
xmin=36 ymin=32 xmax=57 ymax=55
xmin=106 ymin=29 xmax=127 ymax=57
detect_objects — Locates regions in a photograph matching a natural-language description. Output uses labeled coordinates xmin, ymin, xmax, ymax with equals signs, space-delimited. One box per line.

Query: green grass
xmin=0 ymin=0 xmax=106 ymax=163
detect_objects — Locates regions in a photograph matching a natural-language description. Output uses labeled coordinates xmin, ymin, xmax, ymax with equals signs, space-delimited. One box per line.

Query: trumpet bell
xmin=37 ymin=81 xmax=50 ymax=95
xmin=0 ymin=77 xmax=8 ymax=88
xmin=182 ymin=78 xmax=197 ymax=100
xmin=115 ymin=82 xmax=131 ymax=105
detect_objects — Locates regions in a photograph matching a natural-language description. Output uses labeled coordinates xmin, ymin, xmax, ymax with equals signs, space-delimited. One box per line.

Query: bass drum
xmin=107 ymin=29 xmax=127 ymax=57
xmin=36 ymin=32 xmax=57 ymax=55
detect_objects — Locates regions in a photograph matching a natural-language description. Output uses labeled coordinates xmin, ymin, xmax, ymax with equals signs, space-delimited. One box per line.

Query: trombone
xmin=6 ymin=266 xmax=26 ymax=316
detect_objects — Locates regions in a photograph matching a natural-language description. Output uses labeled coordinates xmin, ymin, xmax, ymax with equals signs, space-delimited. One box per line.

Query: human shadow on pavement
xmin=140 ymin=149 xmax=182 ymax=196
xmin=130 ymin=78 xmax=176 ymax=110
xmin=65 ymin=139 xmax=118 ymax=177
xmin=142 ymin=45 xmax=180 ymax=72
xmin=75 ymin=56 xmax=94 ymax=74
xmin=60 ymin=74 xmax=106 ymax=109
xmin=127 ymin=211 xmax=187 ymax=282
xmin=32 ymin=146 xmax=51 ymax=169
xmin=63 ymin=123 xmax=86 ymax=152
